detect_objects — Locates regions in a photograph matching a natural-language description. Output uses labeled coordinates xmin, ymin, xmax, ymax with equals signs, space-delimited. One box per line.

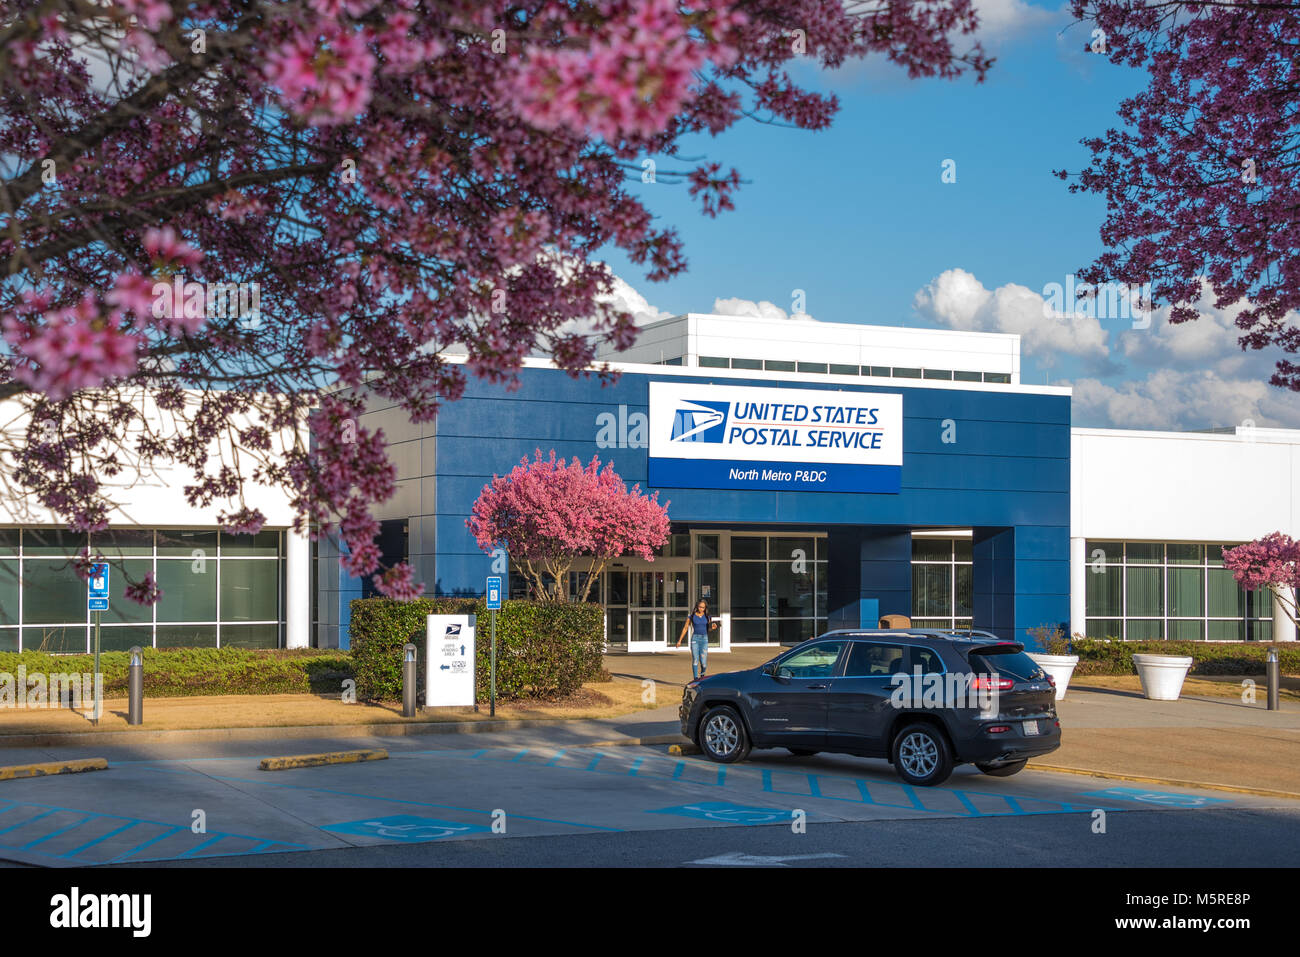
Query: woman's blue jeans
xmin=690 ymin=634 xmax=708 ymax=679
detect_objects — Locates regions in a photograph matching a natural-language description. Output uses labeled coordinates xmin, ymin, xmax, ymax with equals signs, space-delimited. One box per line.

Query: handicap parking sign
xmin=324 ymin=815 xmax=491 ymax=842
xmin=649 ymin=801 xmax=794 ymax=824
xmin=1080 ymin=786 xmax=1230 ymax=808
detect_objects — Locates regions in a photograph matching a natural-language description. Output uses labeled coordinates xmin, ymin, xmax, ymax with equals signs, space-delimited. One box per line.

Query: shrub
xmin=1069 ymin=638 xmax=1300 ymax=676
xmin=0 ymin=648 xmax=354 ymax=697
xmin=349 ymin=598 xmax=605 ymax=702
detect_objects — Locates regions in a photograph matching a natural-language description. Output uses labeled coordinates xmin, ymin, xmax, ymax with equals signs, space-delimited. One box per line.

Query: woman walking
xmin=676 ymin=598 xmax=719 ymax=680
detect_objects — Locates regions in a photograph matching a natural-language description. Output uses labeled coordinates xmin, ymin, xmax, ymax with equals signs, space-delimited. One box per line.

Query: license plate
xmin=1023 ymin=720 xmax=1040 ymax=736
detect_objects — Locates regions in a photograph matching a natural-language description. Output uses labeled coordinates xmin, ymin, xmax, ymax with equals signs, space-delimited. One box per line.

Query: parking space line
xmin=21 ymin=816 xmax=94 ymax=850
xmin=60 ymin=821 xmax=139 ymax=859
xmin=0 ymin=807 xmax=58 ymax=836
xmin=544 ymin=750 xmax=568 ymax=767
xmin=134 ymin=764 xmax=625 ymax=832
xmin=107 ymin=827 xmax=185 ymax=864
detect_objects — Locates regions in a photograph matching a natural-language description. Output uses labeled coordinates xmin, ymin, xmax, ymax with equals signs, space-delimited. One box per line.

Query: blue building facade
xmin=338 ymin=364 xmax=1070 ymax=649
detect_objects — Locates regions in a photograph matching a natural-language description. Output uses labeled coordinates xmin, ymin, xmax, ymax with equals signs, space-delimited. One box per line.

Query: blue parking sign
xmin=88 ymin=563 xmax=109 ymax=609
xmin=486 ymin=576 xmax=502 ymax=610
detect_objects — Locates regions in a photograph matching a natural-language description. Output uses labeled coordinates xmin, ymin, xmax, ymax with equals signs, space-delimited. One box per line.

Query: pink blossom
xmin=267 ymin=21 xmax=375 ymax=125
xmin=3 ymin=297 xmax=141 ymax=400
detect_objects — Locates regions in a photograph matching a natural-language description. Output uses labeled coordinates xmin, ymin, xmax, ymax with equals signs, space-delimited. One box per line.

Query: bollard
xmin=1266 ymin=648 xmax=1279 ymax=711
xmin=402 ymin=642 xmax=417 ymax=717
xmin=127 ymin=646 xmax=143 ymax=726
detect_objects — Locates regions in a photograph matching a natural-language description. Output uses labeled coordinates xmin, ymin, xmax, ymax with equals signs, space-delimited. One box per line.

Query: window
xmin=777 ymin=641 xmax=844 ymax=678
xmin=910 ymin=536 xmax=973 ymax=631
xmin=797 ymin=362 xmax=828 ymax=374
xmin=923 ymin=369 xmax=953 ymax=380
xmin=698 ymin=356 xmax=729 ymax=368
xmin=892 ymin=367 xmax=922 ymax=379
xmin=731 ymin=357 xmax=763 ymax=370
xmin=845 ymin=642 xmax=907 ymax=677
xmin=2 ymin=528 xmax=284 ymax=651
xmin=953 ymin=370 xmax=982 ymax=382
xmin=729 ymin=532 xmax=828 ymax=643
xmin=829 ymin=364 xmax=858 ymax=376
xmin=1084 ymin=541 xmax=1272 ymax=641
xmin=867 ymin=367 xmax=891 ymax=377
xmin=764 ymin=359 xmax=796 ymax=372
xmin=983 ymin=372 xmax=1011 ymax=384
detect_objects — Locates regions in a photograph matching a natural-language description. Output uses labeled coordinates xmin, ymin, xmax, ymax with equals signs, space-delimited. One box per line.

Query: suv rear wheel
xmin=891 ymin=722 xmax=954 ymax=787
xmin=698 ymin=705 xmax=751 ymax=764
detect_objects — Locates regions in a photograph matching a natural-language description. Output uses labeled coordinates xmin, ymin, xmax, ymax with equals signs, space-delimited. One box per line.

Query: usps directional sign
xmin=88 ymin=563 xmax=109 ymax=611
xmin=426 ymin=614 xmax=475 ymax=707
xmin=648 ymin=381 xmax=903 ymax=493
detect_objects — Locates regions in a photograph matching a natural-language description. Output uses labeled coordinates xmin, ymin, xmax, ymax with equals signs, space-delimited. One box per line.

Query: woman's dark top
xmin=689 ymin=613 xmax=710 ymax=636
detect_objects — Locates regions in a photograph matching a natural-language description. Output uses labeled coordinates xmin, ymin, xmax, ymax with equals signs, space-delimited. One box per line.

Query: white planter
xmin=1027 ymin=653 xmax=1079 ymax=701
xmin=1131 ymin=653 xmax=1194 ymax=701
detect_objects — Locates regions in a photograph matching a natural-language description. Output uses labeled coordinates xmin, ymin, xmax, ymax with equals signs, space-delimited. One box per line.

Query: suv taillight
xmin=970 ymin=676 xmax=1014 ymax=691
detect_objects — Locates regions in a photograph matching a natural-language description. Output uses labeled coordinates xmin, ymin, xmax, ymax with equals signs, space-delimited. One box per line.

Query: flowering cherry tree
xmin=1222 ymin=533 xmax=1300 ymax=632
xmin=0 ymin=0 xmax=989 ymax=602
xmin=1060 ymin=2 xmax=1300 ymax=390
xmin=467 ymin=450 xmax=670 ymax=602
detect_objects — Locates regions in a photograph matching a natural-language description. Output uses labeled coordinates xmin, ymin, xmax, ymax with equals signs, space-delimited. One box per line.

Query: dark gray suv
xmin=679 ymin=630 xmax=1061 ymax=786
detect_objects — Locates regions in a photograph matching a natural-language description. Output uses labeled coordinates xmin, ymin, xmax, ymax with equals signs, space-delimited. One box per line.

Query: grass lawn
xmin=0 ymin=675 xmax=662 ymax=735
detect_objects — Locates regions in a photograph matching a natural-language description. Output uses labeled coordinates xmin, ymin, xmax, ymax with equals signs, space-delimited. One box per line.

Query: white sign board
xmin=648 ymin=381 xmax=903 ymax=493
xmin=426 ymin=614 xmax=476 ymax=707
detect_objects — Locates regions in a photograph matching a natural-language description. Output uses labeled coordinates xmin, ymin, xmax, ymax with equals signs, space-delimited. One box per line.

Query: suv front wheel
xmin=891 ymin=722 xmax=954 ymax=787
xmin=698 ymin=705 xmax=751 ymax=764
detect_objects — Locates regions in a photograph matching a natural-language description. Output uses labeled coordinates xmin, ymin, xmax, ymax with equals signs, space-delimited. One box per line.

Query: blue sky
xmin=599 ymin=1 xmax=1300 ymax=432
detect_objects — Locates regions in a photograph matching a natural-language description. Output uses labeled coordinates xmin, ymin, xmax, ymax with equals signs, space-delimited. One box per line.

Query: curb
xmin=1027 ymin=762 xmax=1300 ymax=801
xmin=0 ymin=715 xmax=647 ymax=749
xmin=259 ymin=748 xmax=388 ymax=771
xmin=0 ymin=757 xmax=108 ymax=781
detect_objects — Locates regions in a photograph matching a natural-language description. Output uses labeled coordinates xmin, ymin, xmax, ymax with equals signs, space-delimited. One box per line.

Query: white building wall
xmin=1071 ymin=425 xmax=1300 ymax=640
xmin=597 ymin=313 xmax=1021 ymax=381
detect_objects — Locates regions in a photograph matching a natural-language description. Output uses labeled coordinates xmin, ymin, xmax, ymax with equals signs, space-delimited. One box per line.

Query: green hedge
xmin=0 ymin=648 xmax=354 ymax=697
xmin=1070 ymin=638 xmax=1300 ymax=676
xmin=349 ymin=598 xmax=605 ymax=702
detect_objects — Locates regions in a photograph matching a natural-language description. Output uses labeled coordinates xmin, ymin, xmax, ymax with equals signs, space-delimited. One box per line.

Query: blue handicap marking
xmin=325 ymin=815 xmax=491 ymax=842
xmin=649 ymin=801 xmax=793 ymax=824
xmin=1080 ymin=787 xmax=1231 ymax=808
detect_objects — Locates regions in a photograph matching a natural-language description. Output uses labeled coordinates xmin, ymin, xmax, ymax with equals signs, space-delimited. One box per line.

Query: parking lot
xmin=2 ymin=727 xmax=1296 ymax=868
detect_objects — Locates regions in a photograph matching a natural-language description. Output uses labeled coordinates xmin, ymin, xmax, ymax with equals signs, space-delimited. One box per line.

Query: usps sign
xmin=426 ymin=615 xmax=476 ymax=707
xmin=648 ymin=382 xmax=902 ymax=493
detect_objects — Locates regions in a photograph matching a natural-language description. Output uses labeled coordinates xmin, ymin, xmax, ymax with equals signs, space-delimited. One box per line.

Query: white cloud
xmin=711 ymin=297 xmax=818 ymax=322
xmin=600 ymin=274 xmax=675 ymax=327
xmin=912 ymin=267 xmax=1110 ymax=368
xmin=1116 ymin=282 xmax=1290 ymax=384
xmin=969 ymin=0 xmax=1062 ymax=47
xmin=1069 ymin=369 xmax=1300 ymax=431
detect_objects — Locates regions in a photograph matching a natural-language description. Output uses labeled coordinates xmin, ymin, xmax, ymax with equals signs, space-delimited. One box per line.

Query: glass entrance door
xmin=627 ymin=562 xmax=691 ymax=650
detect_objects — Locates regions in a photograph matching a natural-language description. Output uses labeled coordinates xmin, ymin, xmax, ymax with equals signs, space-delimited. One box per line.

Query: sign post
xmin=425 ymin=614 xmax=476 ymax=708
xmin=87 ymin=563 xmax=110 ymax=725
xmin=486 ymin=576 xmax=502 ymax=717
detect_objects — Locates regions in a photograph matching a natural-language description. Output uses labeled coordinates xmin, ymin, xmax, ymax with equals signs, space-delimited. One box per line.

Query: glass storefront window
xmin=730 ymin=562 xmax=766 ymax=617
xmin=156 ymin=560 xmax=218 ymax=622
xmin=695 ymin=535 xmax=720 ymax=560
xmin=22 ymin=558 xmax=85 ymax=625
xmin=0 ymin=562 xmax=17 ymax=626
xmin=1126 ymin=567 xmax=1164 ymax=617
xmin=1086 ymin=567 xmax=1122 ymax=617
xmin=1086 ymin=540 xmax=1271 ymax=641
xmin=220 ymin=560 xmax=279 ymax=622
xmin=731 ymin=536 xmax=766 ymax=560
